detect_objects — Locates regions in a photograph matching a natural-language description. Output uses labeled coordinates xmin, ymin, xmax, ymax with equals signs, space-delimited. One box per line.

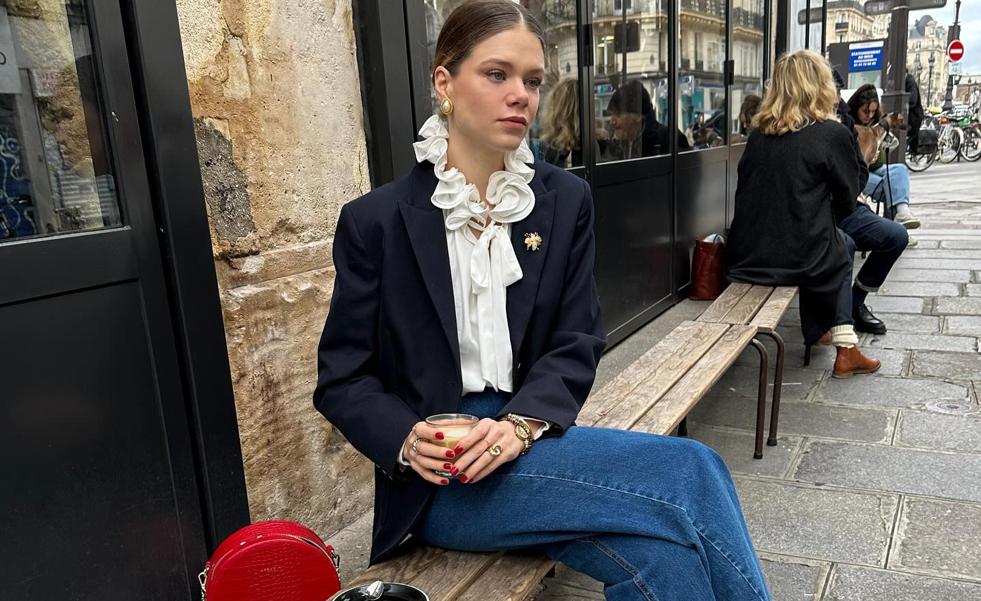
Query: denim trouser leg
xmin=835 ymin=228 xmax=858 ymax=326
xmin=418 ymin=392 xmax=771 ymax=601
xmin=865 ymin=164 xmax=911 ymax=210
xmin=839 ymin=205 xmax=909 ymax=306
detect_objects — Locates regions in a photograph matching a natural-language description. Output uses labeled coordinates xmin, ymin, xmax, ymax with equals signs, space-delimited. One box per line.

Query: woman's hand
xmin=451 ymin=418 xmax=525 ymax=484
xmin=401 ymin=422 xmax=461 ymax=486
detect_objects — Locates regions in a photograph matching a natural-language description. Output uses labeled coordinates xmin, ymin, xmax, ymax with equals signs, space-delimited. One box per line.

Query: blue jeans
xmin=838 ymin=205 xmax=909 ymax=310
xmin=419 ymin=390 xmax=772 ymax=601
xmin=865 ymin=164 xmax=910 ymax=210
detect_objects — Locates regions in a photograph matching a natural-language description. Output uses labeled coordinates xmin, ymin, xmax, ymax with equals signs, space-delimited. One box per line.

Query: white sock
xmin=831 ymin=325 xmax=858 ymax=348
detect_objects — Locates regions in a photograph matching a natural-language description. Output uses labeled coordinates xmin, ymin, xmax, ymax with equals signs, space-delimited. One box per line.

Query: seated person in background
xmin=832 ymin=75 xmax=911 ymax=335
xmin=735 ymin=94 xmax=762 ymax=141
xmin=848 ymin=84 xmax=920 ymax=229
xmin=727 ymin=50 xmax=880 ymax=378
xmin=601 ymin=80 xmax=688 ymax=160
xmin=539 ymin=78 xmax=582 ymax=168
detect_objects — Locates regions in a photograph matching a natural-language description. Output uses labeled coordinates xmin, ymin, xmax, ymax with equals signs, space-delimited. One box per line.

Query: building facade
xmin=907 ymin=14 xmax=949 ymax=108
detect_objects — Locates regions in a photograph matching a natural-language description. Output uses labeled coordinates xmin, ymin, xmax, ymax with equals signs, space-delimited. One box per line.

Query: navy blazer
xmin=314 ymin=160 xmax=606 ymax=564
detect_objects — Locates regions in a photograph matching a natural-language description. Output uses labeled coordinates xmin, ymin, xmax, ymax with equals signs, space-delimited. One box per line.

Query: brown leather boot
xmin=833 ymin=346 xmax=881 ymax=379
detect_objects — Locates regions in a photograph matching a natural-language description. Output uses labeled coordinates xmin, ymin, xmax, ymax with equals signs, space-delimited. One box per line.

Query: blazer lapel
xmin=507 ymin=179 xmax=557 ymax=360
xmin=399 ymin=166 xmax=461 ymax=370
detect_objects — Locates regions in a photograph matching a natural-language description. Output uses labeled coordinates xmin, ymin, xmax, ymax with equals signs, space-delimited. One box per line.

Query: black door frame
xmin=118 ymin=0 xmax=251 ymax=551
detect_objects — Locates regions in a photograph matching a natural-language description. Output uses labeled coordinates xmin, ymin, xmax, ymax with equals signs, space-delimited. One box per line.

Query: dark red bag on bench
xmin=199 ymin=520 xmax=341 ymax=601
xmin=690 ymin=235 xmax=727 ymax=300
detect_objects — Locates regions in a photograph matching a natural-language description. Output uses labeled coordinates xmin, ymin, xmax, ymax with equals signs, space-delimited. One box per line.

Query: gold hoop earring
xmin=439 ymin=97 xmax=454 ymax=116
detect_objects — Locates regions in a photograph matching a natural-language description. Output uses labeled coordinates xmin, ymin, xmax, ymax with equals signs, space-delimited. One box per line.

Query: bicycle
xmin=936 ymin=114 xmax=964 ymax=163
xmin=958 ymin=109 xmax=980 ymax=162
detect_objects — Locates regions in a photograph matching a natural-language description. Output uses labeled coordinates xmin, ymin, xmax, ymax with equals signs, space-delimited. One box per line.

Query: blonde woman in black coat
xmin=727 ymin=50 xmax=880 ymax=378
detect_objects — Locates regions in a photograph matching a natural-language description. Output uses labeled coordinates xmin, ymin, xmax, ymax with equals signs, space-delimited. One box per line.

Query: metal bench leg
xmin=759 ymin=331 xmax=785 ymax=447
xmin=750 ymin=338 xmax=769 ymax=460
xmin=677 ymin=417 xmax=688 ymax=437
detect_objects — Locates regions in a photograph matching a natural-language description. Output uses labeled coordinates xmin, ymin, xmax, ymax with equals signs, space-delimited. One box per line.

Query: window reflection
xmin=593 ymin=0 xmax=678 ymax=162
xmin=730 ymin=0 xmax=765 ymax=142
xmin=419 ymin=1 xmax=583 ymax=168
xmin=678 ymin=0 xmax=727 ymax=151
xmin=0 ymin=1 xmax=120 ymax=244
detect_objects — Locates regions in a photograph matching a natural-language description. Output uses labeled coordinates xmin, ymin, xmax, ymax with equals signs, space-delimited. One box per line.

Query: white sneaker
xmin=907 ymin=236 xmax=919 ymax=248
xmin=894 ymin=205 xmax=921 ymax=229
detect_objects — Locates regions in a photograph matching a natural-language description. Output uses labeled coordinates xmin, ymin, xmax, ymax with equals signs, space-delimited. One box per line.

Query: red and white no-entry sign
xmin=948 ymin=39 xmax=965 ymax=63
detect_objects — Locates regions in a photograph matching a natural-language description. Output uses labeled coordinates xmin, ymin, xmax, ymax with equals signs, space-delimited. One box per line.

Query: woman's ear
xmin=434 ymin=66 xmax=453 ymax=103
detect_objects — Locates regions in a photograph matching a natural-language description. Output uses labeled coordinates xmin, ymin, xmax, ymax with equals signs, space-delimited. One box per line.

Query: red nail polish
xmin=445 ymin=450 xmax=454 ymax=458
xmin=443 ymin=463 xmax=452 ymax=470
xmin=440 ymin=479 xmax=449 ymax=485
xmin=454 ymin=446 xmax=464 ymax=454
xmin=459 ymin=474 xmax=469 ymax=483
xmin=450 ymin=467 xmax=459 ymax=476
xmin=435 ymin=432 xmax=445 ymax=440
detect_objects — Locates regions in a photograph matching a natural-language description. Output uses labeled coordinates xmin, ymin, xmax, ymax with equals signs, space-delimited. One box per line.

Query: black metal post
xmin=942 ymin=0 xmax=962 ymax=112
xmin=928 ymin=55 xmax=935 ymax=107
xmin=881 ymin=0 xmax=910 ymax=164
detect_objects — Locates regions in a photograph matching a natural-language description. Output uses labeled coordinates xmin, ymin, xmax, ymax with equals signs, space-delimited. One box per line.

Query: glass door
xmin=0 ymin=2 xmax=207 ymax=597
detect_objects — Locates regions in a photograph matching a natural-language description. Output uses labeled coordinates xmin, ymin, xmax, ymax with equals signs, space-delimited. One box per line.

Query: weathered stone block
xmin=816 ymin=376 xmax=968 ymax=410
xmin=911 ymin=351 xmax=981 ymax=380
xmin=886 ymin=269 xmax=972 ymax=283
xmin=794 ymin=440 xmax=981 ymax=503
xmin=222 ymin=267 xmax=375 ymax=535
xmin=897 ymin=410 xmax=981 ymax=453
xmin=825 ymin=564 xmax=981 ymax=601
xmin=891 ymin=497 xmax=981 ymax=581
xmin=877 ymin=282 xmax=961 ymax=297
xmin=868 ymin=333 xmax=977 ymax=353
xmin=734 ymin=478 xmax=898 ymax=566
xmin=691 ymin=396 xmax=896 ymax=444
xmin=936 ymin=298 xmax=981 ymax=316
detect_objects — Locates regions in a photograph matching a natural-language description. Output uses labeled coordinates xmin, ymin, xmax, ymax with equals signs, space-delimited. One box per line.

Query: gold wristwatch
xmin=503 ymin=413 xmax=534 ymax=455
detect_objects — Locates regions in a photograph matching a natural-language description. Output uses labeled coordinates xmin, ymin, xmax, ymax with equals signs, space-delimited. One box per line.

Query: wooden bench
xmin=341 ymin=320 xmax=763 ymax=600
xmin=696 ymin=282 xmax=799 ymax=458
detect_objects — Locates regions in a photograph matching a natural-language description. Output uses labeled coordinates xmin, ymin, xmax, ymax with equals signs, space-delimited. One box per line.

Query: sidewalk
xmin=540 ymin=160 xmax=981 ymax=600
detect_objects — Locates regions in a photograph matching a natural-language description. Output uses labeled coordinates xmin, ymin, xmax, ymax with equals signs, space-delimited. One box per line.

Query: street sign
xmin=849 ymin=41 xmax=886 ymax=72
xmin=865 ymin=0 xmax=947 ymax=16
xmin=948 ymin=39 xmax=964 ymax=63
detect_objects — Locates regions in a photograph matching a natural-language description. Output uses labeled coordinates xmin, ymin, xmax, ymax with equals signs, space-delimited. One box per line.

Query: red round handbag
xmin=199 ymin=520 xmax=341 ymax=601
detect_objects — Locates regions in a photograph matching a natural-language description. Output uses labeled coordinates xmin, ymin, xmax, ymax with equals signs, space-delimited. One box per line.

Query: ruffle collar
xmin=412 ymin=114 xmax=535 ymax=231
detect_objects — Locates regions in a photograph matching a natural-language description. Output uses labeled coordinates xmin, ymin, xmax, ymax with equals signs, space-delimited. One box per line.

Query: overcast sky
xmin=915 ymin=0 xmax=981 ymax=73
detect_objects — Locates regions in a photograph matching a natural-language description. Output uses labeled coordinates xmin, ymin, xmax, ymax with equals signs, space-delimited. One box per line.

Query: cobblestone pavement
xmin=540 ymin=161 xmax=981 ymax=600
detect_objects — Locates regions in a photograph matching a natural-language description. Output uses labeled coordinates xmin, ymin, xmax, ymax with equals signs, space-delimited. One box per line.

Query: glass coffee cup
xmin=425 ymin=413 xmax=479 ymax=478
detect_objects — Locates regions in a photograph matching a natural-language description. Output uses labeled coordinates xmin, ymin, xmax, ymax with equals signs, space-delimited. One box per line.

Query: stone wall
xmin=175 ymin=0 xmax=373 ymax=537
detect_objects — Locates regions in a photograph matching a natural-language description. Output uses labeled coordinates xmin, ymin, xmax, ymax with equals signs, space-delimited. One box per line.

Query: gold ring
xmin=487 ymin=444 xmax=502 ymax=457
xmin=411 ymin=436 xmax=421 ymax=455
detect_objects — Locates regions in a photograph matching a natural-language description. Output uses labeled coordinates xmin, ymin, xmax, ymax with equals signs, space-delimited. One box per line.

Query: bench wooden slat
xmin=631 ymin=324 xmax=757 ymax=434
xmin=696 ymin=282 xmax=752 ymax=323
xmin=585 ymin=321 xmax=730 ymax=430
xmin=454 ymin=554 xmax=555 ymax=601
xmin=750 ymin=286 xmax=798 ymax=333
xmin=346 ymin=546 xmax=449 ymax=586
xmin=719 ymin=285 xmax=772 ymax=325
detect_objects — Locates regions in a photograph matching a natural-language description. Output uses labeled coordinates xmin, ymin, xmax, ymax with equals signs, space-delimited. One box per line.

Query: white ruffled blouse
xmin=412 ymin=115 xmax=535 ymax=394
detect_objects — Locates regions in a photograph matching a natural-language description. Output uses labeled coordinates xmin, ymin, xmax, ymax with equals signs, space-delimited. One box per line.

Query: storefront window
xmin=593 ymin=0 xmax=672 ymax=162
xmin=730 ymin=0 xmax=765 ymax=143
xmin=416 ymin=1 xmax=583 ymax=169
xmin=0 ymin=1 xmax=120 ymax=244
xmin=678 ymin=0 xmax=726 ymax=152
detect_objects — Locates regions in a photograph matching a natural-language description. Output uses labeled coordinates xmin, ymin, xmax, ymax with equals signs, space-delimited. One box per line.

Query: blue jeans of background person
xmin=838 ymin=205 xmax=909 ymax=310
xmin=418 ymin=390 xmax=772 ymax=601
xmin=865 ymin=164 xmax=911 ymax=211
